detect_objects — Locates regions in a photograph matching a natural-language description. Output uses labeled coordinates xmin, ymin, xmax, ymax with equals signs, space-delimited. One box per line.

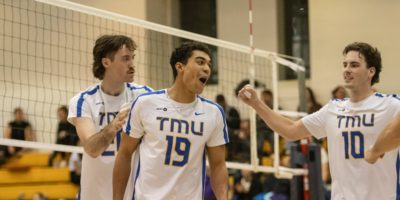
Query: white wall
xmin=217 ymin=0 xmax=279 ymax=50
xmin=309 ymin=0 xmax=400 ymax=103
xmin=70 ymin=0 xmax=147 ymax=20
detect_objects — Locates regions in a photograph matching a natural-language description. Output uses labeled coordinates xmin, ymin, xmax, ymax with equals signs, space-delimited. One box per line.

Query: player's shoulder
xmin=126 ymin=82 xmax=153 ymax=93
xmin=384 ymin=93 xmax=400 ymax=107
xmin=370 ymin=92 xmax=400 ymax=105
xmin=197 ymin=96 xmax=224 ymax=112
xmin=70 ymin=84 xmax=101 ymax=102
xmin=134 ymin=89 xmax=166 ymax=103
xmin=386 ymin=93 xmax=400 ymax=101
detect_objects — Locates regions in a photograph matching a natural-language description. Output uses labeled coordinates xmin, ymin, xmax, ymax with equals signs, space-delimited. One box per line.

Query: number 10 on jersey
xmin=342 ymin=131 xmax=364 ymax=159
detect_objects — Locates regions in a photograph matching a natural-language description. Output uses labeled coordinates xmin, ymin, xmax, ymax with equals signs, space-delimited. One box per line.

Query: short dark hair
xmin=169 ymin=41 xmax=211 ymax=80
xmin=262 ymin=89 xmax=273 ymax=96
xmin=58 ymin=105 xmax=68 ymax=113
xmin=215 ymin=94 xmax=226 ymax=103
xmin=92 ymin=35 xmax=137 ymax=80
xmin=343 ymin=42 xmax=382 ymax=85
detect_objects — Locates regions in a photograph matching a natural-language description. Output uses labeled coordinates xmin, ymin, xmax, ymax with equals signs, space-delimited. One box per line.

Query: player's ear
xmin=368 ymin=67 xmax=376 ymax=79
xmin=102 ymin=57 xmax=110 ymax=68
xmin=175 ymin=62 xmax=185 ymax=73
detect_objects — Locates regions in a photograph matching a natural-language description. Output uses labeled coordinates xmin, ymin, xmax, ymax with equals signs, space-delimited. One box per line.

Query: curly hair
xmin=92 ymin=35 xmax=137 ymax=80
xmin=343 ymin=42 xmax=382 ymax=85
xmin=169 ymin=41 xmax=211 ymax=80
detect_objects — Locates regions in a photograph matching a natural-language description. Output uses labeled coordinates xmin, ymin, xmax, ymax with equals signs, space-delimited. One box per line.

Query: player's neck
xmin=167 ymin=84 xmax=196 ymax=103
xmin=349 ymin=86 xmax=374 ymax=103
xmin=100 ymin=80 xmax=125 ymax=96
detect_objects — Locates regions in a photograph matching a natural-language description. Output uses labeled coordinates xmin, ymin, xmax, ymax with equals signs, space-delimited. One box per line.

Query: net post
xmin=307 ymin=143 xmax=325 ymax=200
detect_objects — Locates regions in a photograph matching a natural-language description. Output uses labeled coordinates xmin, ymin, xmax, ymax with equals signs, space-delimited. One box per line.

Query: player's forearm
xmin=113 ymin=152 xmax=132 ymax=200
xmin=371 ymin=115 xmax=400 ymax=155
xmin=83 ymin=124 xmax=117 ymax=158
xmin=210 ymin=163 xmax=228 ymax=200
xmin=252 ymin=100 xmax=305 ymax=141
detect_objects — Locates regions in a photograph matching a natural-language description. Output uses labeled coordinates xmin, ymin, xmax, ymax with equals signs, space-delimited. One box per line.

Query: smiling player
xmin=238 ymin=42 xmax=400 ymax=200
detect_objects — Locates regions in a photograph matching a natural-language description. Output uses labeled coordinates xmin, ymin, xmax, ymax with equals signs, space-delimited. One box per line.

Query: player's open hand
xmin=238 ymin=84 xmax=259 ymax=107
xmin=364 ymin=148 xmax=384 ymax=164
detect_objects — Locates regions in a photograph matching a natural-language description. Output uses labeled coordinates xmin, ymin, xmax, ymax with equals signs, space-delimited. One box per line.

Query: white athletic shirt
xmin=68 ymin=82 xmax=152 ymax=200
xmin=124 ymin=89 xmax=229 ymax=200
xmin=302 ymin=93 xmax=400 ymax=200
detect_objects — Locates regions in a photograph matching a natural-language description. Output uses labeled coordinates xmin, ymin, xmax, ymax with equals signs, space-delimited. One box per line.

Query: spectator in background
xmin=215 ymin=94 xmax=241 ymax=131
xmin=69 ymin=147 xmax=82 ymax=186
xmin=331 ymin=85 xmax=348 ymax=99
xmin=216 ymin=94 xmax=241 ymax=161
xmin=305 ymin=87 xmax=331 ymax=198
xmin=256 ymin=89 xmax=277 ymax=158
xmin=260 ymin=89 xmax=274 ymax=109
xmin=235 ymin=119 xmax=251 ymax=162
xmin=32 ymin=192 xmax=47 ymax=200
xmin=305 ymin=87 xmax=322 ymax=114
xmin=48 ymin=105 xmax=78 ymax=167
xmin=4 ymin=108 xmax=34 ymax=156
xmin=233 ymin=169 xmax=263 ymax=200
xmin=0 ymin=145 xmax=8 ymax=166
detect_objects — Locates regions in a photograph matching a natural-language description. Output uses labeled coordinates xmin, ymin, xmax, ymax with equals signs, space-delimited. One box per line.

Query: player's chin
xmin=343 ymin=82 xmax=352 ymax=89
xmin=195 ymin=86 xmax=205 ymax=94
xmin=125 ymin=76 xmax=134 ymax=82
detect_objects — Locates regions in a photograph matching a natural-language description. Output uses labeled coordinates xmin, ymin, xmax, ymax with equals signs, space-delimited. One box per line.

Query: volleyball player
xmin=68 ymin=35 xmax=152 ymax=200
xmin=113 ymin=41 xmax=229 ymax=200
xmin=238 ymin=42 xmax=400 ymax=199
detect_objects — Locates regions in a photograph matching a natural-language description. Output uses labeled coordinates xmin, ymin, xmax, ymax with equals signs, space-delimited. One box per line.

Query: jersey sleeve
xmin=206 ymin=106 xmax=229 ymax=147
xmin=123 ymin=97 xmax=145 ymax=138
xmin=301 ymin=103 xmax=330 ymax=139
xmin=67 ymin=94 xmax=92 ymax=125
xmin=391 ymin=94 xmax=400 ymax=114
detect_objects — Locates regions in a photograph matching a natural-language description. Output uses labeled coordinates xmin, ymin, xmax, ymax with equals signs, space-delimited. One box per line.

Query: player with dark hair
xmin=113 ymin=41 xmax=229 ymax=199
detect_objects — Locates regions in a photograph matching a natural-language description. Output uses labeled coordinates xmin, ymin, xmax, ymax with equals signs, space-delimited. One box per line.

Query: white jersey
xmin=302 ymin=93 xmax=400 ymax=200
xmin=68 ymin=82 xmax=152 ymax=200
xmin=124 ymin=89 xmax=229 ymax=200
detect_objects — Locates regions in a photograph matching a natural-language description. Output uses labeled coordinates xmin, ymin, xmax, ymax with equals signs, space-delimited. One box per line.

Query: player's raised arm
xmin=238 ymin=84 xmax=311 ymax=141
xmin=113 ymin=132 xmax=140 ymax=200
xmin=365 ymin=113 xmax=400 ymax=164
xmin=72 ymin=109 xmax=129 ymax=158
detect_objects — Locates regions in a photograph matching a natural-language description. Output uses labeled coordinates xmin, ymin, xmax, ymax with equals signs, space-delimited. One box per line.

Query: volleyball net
xmin=0 ymin=0 xmax=307 ymax=177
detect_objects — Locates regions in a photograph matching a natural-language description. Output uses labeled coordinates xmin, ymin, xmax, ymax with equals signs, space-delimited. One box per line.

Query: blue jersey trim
xmin=202 ymin=150 xmax=206 ymax=200
xmin=332 ymin=98 xmax=348 ymax=102
xmin=396 ymin=152 xmax=400 ymax=199
xmin=101 ymin=151 xmax=114 ymax=156
xmin=132 ymin=154 xmax=141 ymax=200
xmin=77 ymin=188 xmax=81 ymax=200
xmin=126 ymin=83 xmax=153 ymax=92
xmin=77 ymin=85 xmax=99 ymax=117
xmin=198 ymin=96 xmax=229 ymax=143
xmin=374 ymin=92 xmax=384 ymax=98
xmin=125 ymin=90 xmax=166 ymax=134
xmin=391 ymin=94 xmax=400 ymax=101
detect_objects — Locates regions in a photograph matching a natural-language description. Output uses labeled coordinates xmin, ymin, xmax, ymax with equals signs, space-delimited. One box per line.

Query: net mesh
xmin=0 ymin=0 xmax=306 ymax=177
